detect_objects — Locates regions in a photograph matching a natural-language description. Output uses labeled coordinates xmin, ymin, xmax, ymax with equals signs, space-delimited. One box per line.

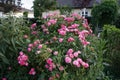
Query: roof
xmin=13 ymin=7 xmax=33 ymax=13
xmin=20 ymin=8 xmax=33 ymax=12
xmin=57 ymin=0 xmax=101 ymax=8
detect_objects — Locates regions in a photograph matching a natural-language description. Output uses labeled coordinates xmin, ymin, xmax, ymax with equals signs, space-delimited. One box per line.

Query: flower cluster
xmin=65 ymin=49 xmax=89 ymax=68
xmin=27 ymin=40 xmax=42 ymax=52
xmin=29 ymin=68 xmax=36 ymax=75
xmin=41 ymin=25 xmax=49 ymax=34
xmin=30 ymin=23 xmax=38 ymax=35
xmin=47 ymin=19 xmax=57 ymax=26
xmin=16 ymin=13 xmax=94 ymax=79
xmin=45 ymin=58 xmax=56 ymax=71
xmin=2 ymin=78 xmax=7 ymax=80
xmin=67 ymin=37 xmax=75 ymax=42
xmin=78 ymin=30 xmax=90 ymax=47
xmin=17 ymin=51 xmax=28 ymax=66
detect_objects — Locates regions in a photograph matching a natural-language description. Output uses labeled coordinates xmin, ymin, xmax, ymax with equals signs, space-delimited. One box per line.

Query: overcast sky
xmin=21 ymin=0 xmax=34 ymax=10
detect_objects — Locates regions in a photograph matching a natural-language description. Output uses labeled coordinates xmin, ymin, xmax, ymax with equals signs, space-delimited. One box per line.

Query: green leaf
xmin=11 ymin=37 xmax=17 ymax=52
xmin=38 ymin=72 xmax=46 ymax=80
xmin=0 ymin=52 xmax=9 ymax=64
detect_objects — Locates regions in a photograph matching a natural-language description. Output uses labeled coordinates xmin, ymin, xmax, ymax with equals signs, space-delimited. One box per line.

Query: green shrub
xmin=114 ymin=14 xmax=120 ymax=29
xmin=92 ymin=0 xmax=118 ymax=27
xmin=102 ymin=25 xmax=120 ymax=79
xmin=23 ymin=11 xmax=28 ymax=18
xmin=0 ymin=14 xmax=108 ymax=80
xmin=0 ymin=16 xmax=30 ymax=79
xmin=33 ymin=0 xmax=57 ymax=17
xmin=12 ymin=13 xmax=107 ymax=80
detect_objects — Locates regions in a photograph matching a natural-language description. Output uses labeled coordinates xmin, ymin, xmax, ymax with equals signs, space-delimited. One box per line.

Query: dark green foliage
xmin=114 ymin=13 xmax=120 ymax=29
xmin=102 ymin=25 xmax=120 ymax=79
xmin=0 ymin=17 xmax=30 ymax=79
xmin=23 ymin=11 xmax=28 ymax=18
xmin=92 ymin=0 xmax=118 ymax=27
xmin=33 ymin=0 xmax=57 ymax=18
xmin=59 ymin=6 xmax=72 ymax=15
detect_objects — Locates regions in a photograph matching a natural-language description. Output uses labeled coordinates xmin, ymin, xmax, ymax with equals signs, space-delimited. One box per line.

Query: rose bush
xmin=1 ymin=13 xmax=107 ymax=80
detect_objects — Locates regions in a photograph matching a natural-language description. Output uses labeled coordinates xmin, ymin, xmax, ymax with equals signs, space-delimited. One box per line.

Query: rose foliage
xmin=2 ymin=13 xmax=107 ymax=80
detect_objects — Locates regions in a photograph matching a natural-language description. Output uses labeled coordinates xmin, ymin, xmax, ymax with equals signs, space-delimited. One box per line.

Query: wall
xmin=42 ymin=8 xmax=92 ymax=17
xmin=13 ymin=11 xmax=34 ymax=18
xmin=72 ymin=8 xmax=91 ymax=17
xmin=42 ymin=10 xmax=60 ymax=18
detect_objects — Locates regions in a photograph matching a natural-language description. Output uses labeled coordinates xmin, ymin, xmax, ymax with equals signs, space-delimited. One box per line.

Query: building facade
xmin=0 ymin=0 xmax=21 ymax=6
xmin=0 ymin=0 xmax=22 ymax=17
xmin=42 ymin=0 xmax=101 ymax=17
xmin=57 ymin=0 xmax=101 ymax=17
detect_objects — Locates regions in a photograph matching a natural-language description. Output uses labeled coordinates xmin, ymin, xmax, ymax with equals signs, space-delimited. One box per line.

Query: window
xmin=85 ymin=12 xmax=88 ymax=17
xmin=85 ymin=12 xmax=88 ymax=15
xmin=82 ymin=11 xmax=88 ymax=17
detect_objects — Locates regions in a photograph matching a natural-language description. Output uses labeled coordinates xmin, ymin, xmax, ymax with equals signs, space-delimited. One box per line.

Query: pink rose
xmin=28 ymin=44 xmax=33 ymax=48
xmin=59 ymin=66 xmax=64 ymax=71
xmin=21 ymin=54 xmax=28 ymax=61
xmin=33 ymin=41 xmax=38 ymax=46
xmin=45 ymin=41 xmax=49 ymax=44
xmin=49 ymin=19 xmax=57 ymax=25
xmin=53 ymin=51 xmax=58 ymax=55
xmin=58 ymin=30 xmax=66 ymax=36
xmin=73 ymin=52 xmax=79 ymax=57
xmin=48 ymin=67 xmax=53 ymax=71
xmin=82 ymin=41 xmax=90 ymax=47
xmin=77 ymin=58 xmax=83 ymax=63
xmin=64 ymin=17 xmax=74 ymax=22
xmin=19 ymin=51 xmax=24 ymax=55
xmin=47 ymin=22 xmax=51 ymax=26
xmin=23 ymin=35 xmax=28 ymax=39
xmin=56 ymin=73 xmax=60 ymax=78
xmin=49 ymin=76 xmax=54 ymax=80
xmin=71 ymin=23 xmax=79 ymax=28
xmin=77 ymin=51 xmax=81 ymax=54
xmin=2 ymin=78 xmax=7 ymax=80
xmin=43 ymin=29 xmax=48 ymax=32
xmin=67 ymin=37 xmax=75 ymax=42
xmin=46 ymin=58 xmax=53 ymax=64
xmin=67 ymin=49 xmax=74 ymax=54
xmin=59 ymin=38 xmax=63 ymax=43
xmin=73 ymin=60 xmax=79 ymax=66
xmin=81 ymin=62 xmax=89 ymax=68
xmin=45 ymin=64 xmax=49 ymax=68
xmin=31 ymin=23 xmax=36 ymax=29
xmin=65 ymin=57 xmax=72 ymax=63
xmin=52 ymin=36 xmax=57 ymax=41
xmin=41 ymin=25 xmax=46 ymax=29
xmin=29 ymin=68 xmax=36 ymax=75
xmin=68 ymin=53 xmax=74 ymax=58
xmin=27 ymin=48 xmax=32 ymax=52
xmin=31 ymin=31 xmax=37 ymax=35
xmin=38 ymin=44 xmax=42 ymax=49
xmin=17 ymin=52 xmax=29 ymax=66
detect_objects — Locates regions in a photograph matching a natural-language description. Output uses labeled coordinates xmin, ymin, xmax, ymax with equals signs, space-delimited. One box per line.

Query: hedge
xmin=102 ymin=25 xmax=120 ymax=79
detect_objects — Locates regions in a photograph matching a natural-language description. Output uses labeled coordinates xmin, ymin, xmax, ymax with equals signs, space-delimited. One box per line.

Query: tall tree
xmin=33 ymin=0 xmax=57 ymax=18
xmin=92 ymin=0 xmax=118 ymax=27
